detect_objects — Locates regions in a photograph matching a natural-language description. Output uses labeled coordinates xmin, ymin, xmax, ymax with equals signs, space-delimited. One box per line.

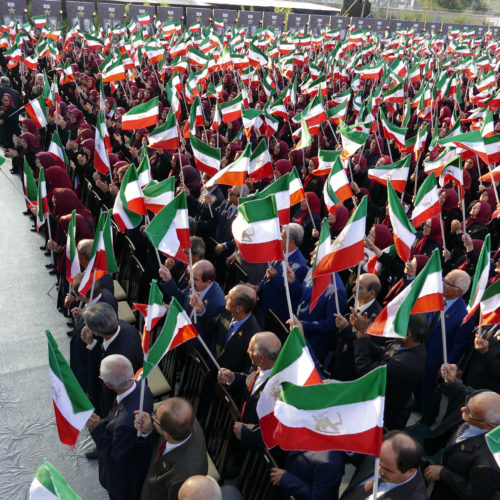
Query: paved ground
xmin=0 ymin=159 xmax=107 ymax=499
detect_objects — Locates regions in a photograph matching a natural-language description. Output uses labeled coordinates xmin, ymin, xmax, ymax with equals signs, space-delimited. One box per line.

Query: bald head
xmin=356 ymin=273 xmax=382 ymax=305
xmin=466 ymin=391 xmax=500 ymax=428
xmin=157 ymin=397 xmax=194 ymax=442
xmin=77 ymin=239 xmax=94 ymax=267
xmin=178 ymin=476 xmax=222 ymax=500
xmin=192 ymin=260 xmax=216 ymax=292
xmin=252 ymin=332 xmax=281 ymax=361
xmin=444 ymin=270 xmax=471 ymax=299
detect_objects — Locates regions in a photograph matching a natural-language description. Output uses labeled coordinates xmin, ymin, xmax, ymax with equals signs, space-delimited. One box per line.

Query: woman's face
xmin=327 ymin=212 xmax=336 ymax=225
xmin=480 ymin=191 xmax=489 ymax=202
xmin=370 ymin=139 xmax=377 ymax=151
xmin=308 ymin=160 xmax=315 ymax=173
xmin=273 ymin=142 xmax=280 ymax=155
xmin=423 ymin=219 xmax=432 ymax=236
xmin=470 ymin=202 xmax=481 ymax=217
xmin=300 ymin=199 xmax=307 ymax=211
xmin=1 ymin=95 xmax=10 ymax=107
xmin=439 ymin=190 xmax=446 ymax=206
xmin=367 ymin=226 xmax=376 ymax=243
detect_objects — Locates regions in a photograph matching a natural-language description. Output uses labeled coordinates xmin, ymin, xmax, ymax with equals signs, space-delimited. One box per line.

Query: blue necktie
xmin=226 ymin=321 xmax=236 ymax=344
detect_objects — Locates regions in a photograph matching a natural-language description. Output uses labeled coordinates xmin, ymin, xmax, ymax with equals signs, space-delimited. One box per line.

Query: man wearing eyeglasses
xmin=423 ymin=363 xmax=500 ymax=499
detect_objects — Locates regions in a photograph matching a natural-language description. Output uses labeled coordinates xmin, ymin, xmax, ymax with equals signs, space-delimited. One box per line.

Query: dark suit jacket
xmin=341 ymin=455 xmax=429 ymax=500
xmin=88 ymin=321 xmax=144 ymax=416
xmin=200 ymin=310 xmax=261 ymax=373
xmin=354 ymin=338 xmax=427 ymax=430
xmin=91 ymin=383 xmax=154 ymax=500
xmin=280 ymin=450 xmax=345 ymax=500
xmin=140 ymin=420 xmax=208 ymax=500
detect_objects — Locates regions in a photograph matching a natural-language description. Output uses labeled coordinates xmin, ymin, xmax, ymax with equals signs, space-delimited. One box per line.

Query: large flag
xmin=147 ymin=110 xmax=179 ymax=150
xmin=367 ymin=155 xmax=410 ymax=193
xmin=248 ymin=139 xmax=273 ymax=181
xmin=47 ymin=130 xmax=68 ymax=168
xmin=387 ymin=181 xmax=416 ymax=262
xmin=380 ymin=110 xmax=407 ymax=149
xmin=66 ymin=211 xmax=80 ymax=286
xmin=112 ymin=166 xmax=147 ymax=233
xmin=46 ymin=330 xmax=94 ymax=447
xmin=312 ymin=196 xmax=367 ymax=277
xmin=368 ymin=250 xmax=443 ymax=338
xmin=220 ymin=94 xmax=242 ymax=123
xmin=324 ymin=157 xmax=353 ymax=208
xmin=140 ymin=297 xmax=198 ymax=379
xmin=190 ymin=133 xmax=221 ymax=177
xmin=25 ymin=97 xmax=48 ymax=129
xmin=142 ymin=177 xmax=176 ymax=213
xmin=480 ymin=280 xmax=500 ymax=326
xmin=411 ymin=172 xmax=441 ymax=228
xmin=121 ymin=97 xmax=159 ymax=130
xmin=232 ymin=195 xmax=284 ymax=263
xmin=257 ymin=326 xmax=323 ymax=449
xmin=273 ymin=365 xmax=386 ymax=455
xmin=30 ymin=460 xmax=82 ymax=499
xmin=36 ymin=167 xmax=49 ymax=231
xmin=463 ymin=234 xmax=491 ymax=323
xmin=145 ymin=191 xmax=191 ymax=263
xmin=204 ymin=143 xmax=251 ymax=187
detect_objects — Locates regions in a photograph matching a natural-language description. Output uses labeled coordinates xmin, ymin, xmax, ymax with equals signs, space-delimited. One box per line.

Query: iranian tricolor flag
xmin=36 ymin=167 xmax=49 ymax=231
xmin=46 ymin=330 xmax=94 ymax=447
xmin=140 ymin=297 xmax=198 ymax=379
xmin=257 ymin=326 xmax=323 ymax=449
xmin=274 ymin=365 xmax=386 ymax=455
xmin=411 ymin=172 xmax=441 ymax=228
xmin=32 ymin=15 xmax=47 ymax=28
xmin=101 ymin=57 xmax=126 ymax=82
xmin=211 ymin=100 xmax=222 ymax=131
xmin=479 ymin=164 xmax=500 ymax=182
xmin=368 ymin=155 xmax=410 ymax=193
xmin=387 ymin=181 xmax=416 ymax=262
xmin=133 ymin=280 xmax=167 ymax=353
xmin=220 ymin=94 xmax=242 ymax=123
xmin=312 ymin=196 xmax=367 ymax=277
xmin=30 ymin=460 xmax=82 ymax=500
xmin=438 ymin=130 xmax=500 ymax=165
xmin=190 ymin=133 xmax=221 ymax=177
xmin=26 ymin=97 xmax=48 ymax=129
xmin=380 ymin=110 xmax=407 ymax=149
xmin=94 ymin=112 xmax=111 ymax=176
xmin=293 ymin=116 xmax=313 ymax=151
xmin=486 ymin=425 xmax=500 ymax=469
xmin=248 ymin=139 xmax=273 ymax=181
xmin=232 ymin=195 xmax=284 ymax=263
xmin=480 ymin=280 xmax=500 ymax=326
xmin=113 ymin=166 xmax=147 ymax=233
xmin=339 ymin=121 xmax=369 ymax=160
xmin=147 ymin=110 xmax=179 ymax=150
xmin=66 ymin=211 xmax=80 ymax=286
xmin=23 ymin=158 xmax=38 ymax=210
xmin=314 ymin=149 xmax=342 ymax=176
xmin=368 ymin=249 xmax=443 ymax=338
xmin=79 ymin=212 xmax=118 ymax=297
xmin=324 ymin=158 xmax=352 ymax=209
xmin=463 ymin=234 xmax=491 ymax=323
xmin=439 ymin=156 xmax=463 ymax=195
xmin=47 ymin=130 xmax=68 ymax=168
xmin=414 ymin=123 xmax=429 ymax=163
xmin=142 ymin=177 xmax=176 ymax=213
xmin=136 ymin=152 xmax=152 ymax=189
xmin=289 ymin=167 xmax=306 ymax=206
xmin=205 ymin=143 xmax=251 ymax=187
xmin=145 ymin=191 xmax=191 ymax=263
xmin=121 ymin=97 xmax=159 ymax=130
xmin=137 ymin=13 xmax=151 ymax=25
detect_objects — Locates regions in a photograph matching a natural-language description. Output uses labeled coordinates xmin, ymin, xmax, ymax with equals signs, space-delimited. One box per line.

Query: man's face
xmin=443 ymin=272 xmax=462 ymax=300
xmin=225 ymin=288 xmax=238 ymax=316
xmin=379 ymin=441 xmax=412 ymax=484
xmin=192 ymin=266 xmax=210 ymax=292
xmin=247 ymin=338 xmax=261 ymax=368
xmin=353 ymin=275 xmax=372 ymax=303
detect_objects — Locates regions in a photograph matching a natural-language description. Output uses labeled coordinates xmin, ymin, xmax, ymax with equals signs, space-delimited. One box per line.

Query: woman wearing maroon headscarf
xmin=439 ymin=188 xmax=461 ymax=233
xmin=463 ymin=200 xmax=491 ymax=240
xmin=302 ymin=157 xmax=324 ymax=200
xmin=8 ymin=132 xmax=40 ymax=175
xmin=52 ymin=188 xmax=93 ymax=227
xmin=0 ymin=93 xmax=20 ymax=150
xmin=328 ymin=204 xmax=350 ymax=237
xmin=45 ymin=166 xmax=73 ymax=200
xmin=411 ymin=216 xmax=443 ymax=257
xmin=292 ymin=192 xmax=322 ymax=258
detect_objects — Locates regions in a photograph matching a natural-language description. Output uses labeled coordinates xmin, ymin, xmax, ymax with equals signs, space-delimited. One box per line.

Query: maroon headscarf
xmin=374 ymin=224 xmax=394 ymax=249
xmin=20 ymin=132 xmax=39 ymax=151
xmin=412 ymin=216 xmax=442 ymax=255
xmin=36 ymin=152 xmax=57 ymax=169
xmin=330 ymin=204 xmax=350 ymax=232
xmin=441 ymin=189 xmax=459 ymax=212
xmin=466 ymin=200 xmax=492 ymax=227
xmin=45 ymin=166 xmax=73 ymax=199
xmin=295 ymin=192 xmax=320 ymax=226
xmin=275 ymin=159 xmax=293 ymax=176
xmin=52 ymin=188 xmax=92 ymax=223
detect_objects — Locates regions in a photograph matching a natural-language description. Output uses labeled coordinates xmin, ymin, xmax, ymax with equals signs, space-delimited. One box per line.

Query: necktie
xmin=240 ymin=371 xmax=260 ymax=418
xmin=226 ymin=321 xmax=236 ymax=344
xmin=155 ymin=439 xmax=167 ymax=461
xmin=112 ymin=398 xmax=117 ymax=409
xmin=447 ymin=422 xmax=469 ymax=446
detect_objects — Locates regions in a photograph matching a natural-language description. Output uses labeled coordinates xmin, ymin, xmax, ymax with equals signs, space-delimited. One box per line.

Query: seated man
xmin=134 ymin=397 xmax=208 ymax=500
xmin=342 ymin=431 xmax=428 ymax=499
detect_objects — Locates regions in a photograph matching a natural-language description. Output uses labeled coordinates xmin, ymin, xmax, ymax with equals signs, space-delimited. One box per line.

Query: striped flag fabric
xmin=46 ymin=330 xmax=94 ymax=447
xmin=26 ymin=97 xmax=48 ymax=129
xmin=205 ymin=143 xmax=251 ymax=187
xmin=112 ymin=166 xmax=147 ymax=233
xmin=94 ymin=112 xmax=111 ymax=176
xmin=257 ymin=326 xmax=323 ymax=449
xmin=136 ymin=152 xmax=152 ymax=189
xmin=274 ymin=365 xmax=386 ymax=455
xmin=414 ymin=123 xmax=429 ymax=163
xmin=30 ymin=460 xmax=81 ymax=499
xmin=147 ymin=110 xmax=179 ymax=150
xmin=293 ymin=116 xmax=313 ymax=151
xmin=232 ymin=195 xmax=284 ymax=263
xmin=47 ymin=130 xmax=68 ymax=168
xmin=220 ymin=94 xmax=242 ymax=123
xmin=23 ymin=158 xmax=38 ymax=210
xmin=36 ymin=167 xmax=49 ymax=231
xmin=142 ymin=178 xmax=176 ymax=213
xmin=339 ymin=121 xmax=369 ymax=160
xmin=463 ymin=234 xmax=491 ymax=323
xmin=380 ymin=110 xmax=407 ymax=149
xmin=140 ymin=297 xmax=198 ymax=379
xmin=121 ymin=97 xmax=159 ymax=130
xmin=368 ymin=155 xmax=410 ymax=193
xmin=486 ymin=425 xmax=500 ymax=469
xmin=248 ymin=139 xmax=273 ymax=181
xmin=190 ymin=133 xmax=221 ymax=177
xmin=324 ymin=157 xmax=353 ymax=208
xmin=439 ymin=156 xmax=464 ymax=194
xmin=101 ymin=56 xmax=126 ymax=82
xmin=313 ymin=196 xmax=367 ymax=277
xmin=145 ymin=191 xmax=191 ymax=263
xmin=387 ymin=181 xmax=416 ymax=262
xmin=479 ymin=164 xmax=500 ymax=182
xmin=66 ymin=211 xmax=80 ymax=286
xmin=368 ymin=249 xmax=443 ymax=338
xmin=480 ymin=280 xmax=500 ymax=326
xmin=411 ymin=172 xmax=441 ymax=228
xmin=314 ymin=149 xmax=342 ymax=176
xmin=289 ymin=167 xmax=306 ymax=206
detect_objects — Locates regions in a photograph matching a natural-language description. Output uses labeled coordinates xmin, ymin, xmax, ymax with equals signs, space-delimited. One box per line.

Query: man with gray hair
xmin=87 ymin=354 xmax=153 ymax=500
xmin=420 ymin=269 xmax=475 ymax=412
xmin=178 ymin=475 xmax=223 ymax=500
xmin=81 ymin=303 xmax=143 ymax=421
xmin=0 ymin=76 xmax=21 ymax=108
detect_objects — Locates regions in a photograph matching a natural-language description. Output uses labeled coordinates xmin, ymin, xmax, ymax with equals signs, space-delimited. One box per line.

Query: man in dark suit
xmin=0 ymin=76 xmax=21 ymax=108
xmin=352 ymin=313 xmax=429 ymax=431
xmin=193 ymin=284 xmax=261 ymax=373
xmin=86 ymin=354 xmax=153 ymax=500
xmin=333 ymin=273 xmax=382 ymax=380
xmin=341 ymin=431 xmax=428 ymax=500
xmin=423 ymin=363 xmax=500 ymax=500
xmin=134 ymin=397 xmax=208 ymax=500
xmin=218 ymin=331 xmax=282 ymax=449
xmin=81 ymin=303 xmax=143 ymax=418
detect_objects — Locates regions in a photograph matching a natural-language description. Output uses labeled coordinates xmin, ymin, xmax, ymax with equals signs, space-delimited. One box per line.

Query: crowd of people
xmin=2 ymin=16 xmax=500 ymax=500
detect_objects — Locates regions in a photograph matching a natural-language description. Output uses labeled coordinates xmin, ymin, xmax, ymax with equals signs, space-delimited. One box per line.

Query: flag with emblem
xmin=324 ymin=157 xmax=353 ymax=208
xmin=339 ymin=121 xmax=369 ymax=160
xmin=48 ymin=130 xmax=68 ymax=168
xmin=411 ymin=172 xmax=441 ymax=228
xmin=142 ymin=177 xmax=176 ymax=213
xmin=204 ymin=143 xmax=251 ymax=187
xmin=314 ymin=149 xmax=342 ymax=176
xmin=94 ymin=111 xmax=111 ymax=175
xmin=26 ymin=97 xmax=48 ymax=129
xmin=190 ymin=133 xmax=221 ymax=177
xmin=30 ymin=460 xmax=82 ymax=499
xmin=368 ymin=156 xmax=410 ymax=193
xmin=66 ymin=210 xmax=80 ymax=286
xmin=113 ymin=166 xmax=147 ymax=233
xmin=121 ymin=97 xmax=159 ymax=130
xmin=249 ymin=139 xmax=273 ymax=181
xmin=36 ymin=167 xmax=49 ymax=231
xmin=147 ymin=110 xmax=179 ymax=150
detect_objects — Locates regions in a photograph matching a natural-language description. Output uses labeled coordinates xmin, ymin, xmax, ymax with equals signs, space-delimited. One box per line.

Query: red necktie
xmin=155 ymin=439 xmax=167 ymax=461
xmin=240 ymin=371 xmax=259 ymax=419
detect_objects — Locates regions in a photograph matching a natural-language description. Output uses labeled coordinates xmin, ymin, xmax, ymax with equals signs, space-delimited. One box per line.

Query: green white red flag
xmin=147 ymin=110 xmax=179 ymax=150
xmin=66 ymin=210 xmax=80 ymax=286
xmin=380 ymin=110 xmax=407 ymax=149
xmin=339 ymin=121 xmax=369 ymax=160
xmin=220 ymin=94 xmax=242 ymax=123
xmin=323 ymin=157 xmax=352 ymax=210
xmin=136 ymin=152 xmax=152 ymax=189
xmin=248 ymin=139 xmax=273 ymax=181
xmin=142 ymin=177 xmax=176 ymax=213
xmin=205 ymin=143 xmax=251 ymax=187
xmin=289 ymin=167 xmax=306 ymax=206
xmin=232 ymin=194 xmax=284 ymax=263
xmin=139 ymin=297 xmax=198 ymax=379
xmin=314 ymin=149 xmax=342 ymax=176
xmin=121 ymin=97 xmax=159 ymax=130
xmin=257 ymin=326 xmax=323 ymax=449
xmin=368 ymin=249 xmax=443 ymax=338
xmin=480 ymin=280 xmax=500 ymax=326
xmin=94 ymin=111 xmax=111 ymax=175
xmin=274 ymin=365 xmax=386 ymax=455
xmin=463 ymin=234 xmax=491 ymax=323
xmin=411 ymin=172 xmax=441 ymax=228
xmin=439 ymin=156 xmax=464 ymax=195
xmin=190 ymin=133 xmax=221 ymax=177
xmin=313 ymin=196 xmax=367 ymax=277
xmin=46 ymin=330 xmax=94 ymax=447
xmin=293 ymin=116 xmax=313 ymax=151
xmin=26 ymin=97 xmax=48 ymax=129
xmin=486 ymin=425 xmax=500 ymax=469
xmin=30 ymin=460 xmax=81 ymax=499
xmin=47 ymin=130 xmax=68 ymax=168
xmin=36 ymin=167 xmax=49 ymax=231
xmin=387 ymin=181 xmax=416 ymax=262
xmin=368 ymin=155 xmax=410 ymax=193
xmin=23 ymin=157 xmax=38 ymax=210
xmin=145 ymin=191 xmax=191 ymax=263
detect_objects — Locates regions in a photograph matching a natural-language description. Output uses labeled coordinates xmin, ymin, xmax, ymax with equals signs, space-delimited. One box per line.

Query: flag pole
xmin=354 ymin=262 xmax=362 ymax=311
xmin=197 ymin=333 xmax=222 ymax=371
xmin=439 ymin=213 xmax=447 ymax=252
xmin=333 ymin=274 xmax=341 ymax=315
xmin=283 ymin=225 xmax=295 ymax=322
xmin=89 ymin=269 xmax=97 ymax=305
xmin=487 ymin=163 xmax=500 ymax=203
xmin=440 ymin=309 xmax=448 ymax=382
xmin=459 ymin=187 xmax=467 ymax=235
xmin=372 ymin=457 xmax=381 ymax=499
xmin=145 ymin=214 xmax=162 ymax=267
xmin=46 ymin=214 xmax=55 ymax=265
xmin=136 ymin=358 xmax=147 ymax=437
xmin=0 ymin=167 xmax=36 ymax=209
xmin=188 ymin=248 xmax=197 ymax=323
xmin=304 ymin=197 xmax=318 ymax=231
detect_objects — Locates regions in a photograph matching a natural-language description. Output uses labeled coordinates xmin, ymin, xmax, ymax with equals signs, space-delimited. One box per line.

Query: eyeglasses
xmin=229 ymin=191 xmax=238 ymax=198
xmin=463 ymin=398 xmax=490 ymax=426
xmin=443 ymin=279 xmax=459 ymax=289
xmin=151 ymin=410 xmax=160 ymax=427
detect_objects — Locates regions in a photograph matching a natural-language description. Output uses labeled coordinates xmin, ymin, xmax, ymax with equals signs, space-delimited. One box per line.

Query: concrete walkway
xmin=0 ymin=160 xmax=106 ymax=499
